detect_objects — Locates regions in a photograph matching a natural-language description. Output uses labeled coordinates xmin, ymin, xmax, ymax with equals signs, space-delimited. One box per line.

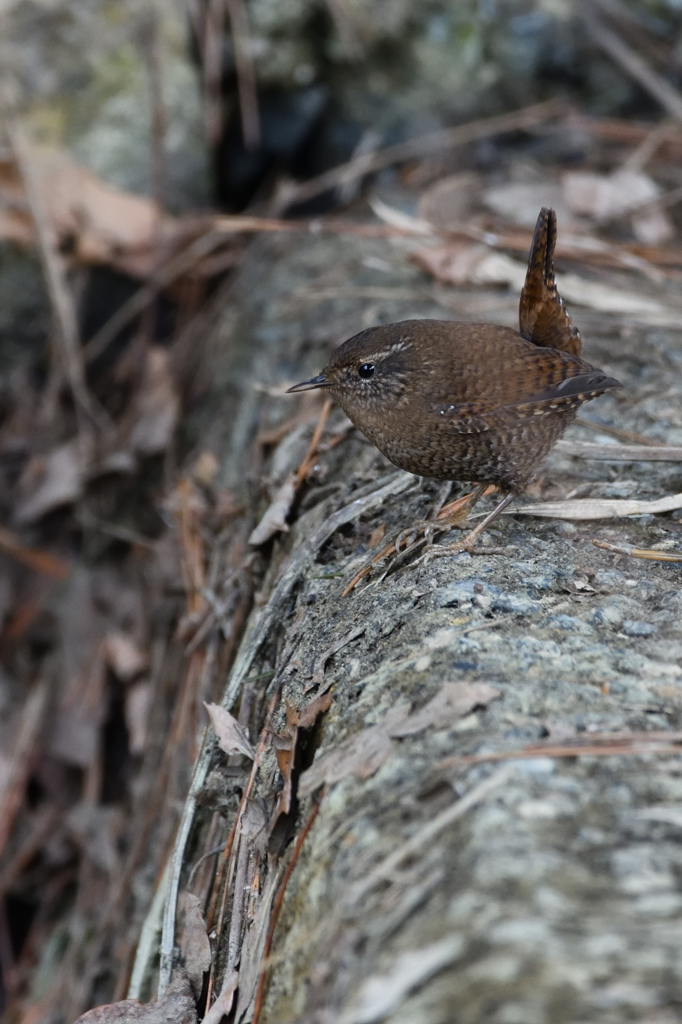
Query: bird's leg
xmin=395 ymin=482 xmax=490 ymax=553
xmin=435 ymin=483 xmax=492 ymax=527
xmin=420 ymin=491 xmax=515 ymax=563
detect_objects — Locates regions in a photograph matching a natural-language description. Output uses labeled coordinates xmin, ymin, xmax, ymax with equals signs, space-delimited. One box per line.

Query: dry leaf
xmin=300 ymin=684 xmax=503 ymax=796
xmin=205 ymin=702 xmax=256 ymax=759
xmin=414 ymin=245 xmax=675 ymax=321
xmin=0 ymin=149 xmax=166 ymax=277
xmin=296 ymin=689 xmax=334 ymax=729
xmin=482 ymin=181 xmax=573 ymax=228
xmin=125 ymin=680 xmax=152 ymax=755
xmin=562 ymin=169 xmax=673 ymax=244
xmin=510 ymin=493 xmax=682 ymax=519
xmin=272 ymin=703 xmax=299 ymax=820
xmin=178 ymin=891 xmax=212 ymax=996
xmin=49 ymin=686 xmax=107 ymax=769
xmin=73 ymin=973 xmax=196 ymax=1024
xmin=369 ymin=196 xmax=432 ymax=234
xmin=412 ymin=242 xmax=490 ymax=286
xmin=299 ymin=705 xmax=410 ymax=798
xmin=203 ymin=970 xmax=238 ymax=1024
xmin=14 ymin=439 xmax=87 ymax=524
xmin=389 ymin=682 xmax=501 ymax=738
xmin=248 ymin=472 xmax=297 ymax=546
xmin=563 ymin=168 xmax=654 ymax=219
xmin=130 ymin=347 xmax=180 ymax=456
xmin=235 ymin=872 xmax=279 ymax=1020
xmin=368 ymin=524 xmax=386 ymax=548
xmin=193 ymin=451 xmax=219 ymax=487
xmin=104 ymin=633 xmax=147 ymax=682
xmin=272 ymin=693 xmax=335 ymax=821
xmin=417 ymin=172 xmax=480 ymax=228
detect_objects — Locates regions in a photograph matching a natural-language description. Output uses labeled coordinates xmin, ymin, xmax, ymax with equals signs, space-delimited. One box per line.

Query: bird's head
xmin=286 ymin=323 xmax=421 ymax=418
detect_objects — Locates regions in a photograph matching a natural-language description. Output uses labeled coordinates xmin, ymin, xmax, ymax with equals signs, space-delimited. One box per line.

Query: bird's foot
xmin=341 ymin=488 xmax=510 ymax=596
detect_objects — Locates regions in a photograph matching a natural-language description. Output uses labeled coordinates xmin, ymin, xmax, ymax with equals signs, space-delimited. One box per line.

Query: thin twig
xmin=556 ymin=439 xmax=682 ymax=461
xmin=225 ymin=0 xmax=260 ymax=151
xmin=585 ymin=11 xmax=682 ymax=124
xmin=0 ymin=525 xmax=69 ymax=578
xmin=573 ymin=417 xmax=660 ymax=446
xmin=5 ymin=119 xmax=111 ymax=434
xmin=0 ymin=680 xmax=49 ymax=861
xmin=202 ymin=0 xmax=225 ymax=145
xmin=204 ymin=686 xmax=281 ymax=1008
xmin=294 ymin=398 xmax=333 ymax=486
xmin=592 ymin=538 xmax=682 ymax=562
xmin=141 ymin=5 xmax=167 ymax=208
xmin=251 ymin=797 xmax=322 ymax=1024
xmin=438 ymin=731 xmax=682 ymax=769
xmin=622 ymin=117 xmax=676 ymax=172
xmin=272 ymin=99 xmax=564 ymax=210
xmin=83 ymin=228 xmax=228 ymax=363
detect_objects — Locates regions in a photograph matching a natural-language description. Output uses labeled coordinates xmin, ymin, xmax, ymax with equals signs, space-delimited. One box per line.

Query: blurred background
xmin=2 ymin=0 xmax=682 ymax=1019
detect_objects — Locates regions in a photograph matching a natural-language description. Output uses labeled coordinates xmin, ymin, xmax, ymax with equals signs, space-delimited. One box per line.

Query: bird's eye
xmin=358 ymin=363 xmax=375 ymax=379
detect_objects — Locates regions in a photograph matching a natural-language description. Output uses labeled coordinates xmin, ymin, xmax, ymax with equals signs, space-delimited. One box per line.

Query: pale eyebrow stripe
xmin=358 ymin=341 xmax=412 ymax=361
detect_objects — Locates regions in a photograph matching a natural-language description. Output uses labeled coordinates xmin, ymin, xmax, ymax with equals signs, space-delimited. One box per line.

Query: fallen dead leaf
xmin=509 ymin=493 xmax=682 ymax=519
xmin=14 ymin=438 xmax=88 ymax=524
xmin=125 ymin=680 xmax=152 ymax=755
xmin=73 ymin=972 xmax=196 ymax=1023
xmin=295 ymin=689 xmax=334 ymax=729
xmin=130 ymin=347 xmax=180 ymax=456
xmin=412 ymin=242 xmax=490 ymax=285
xmin=482 ymin=180 xmax=574 ymax=228
xmin=203 ymin=969 xmax=238 ymax=1024
xmin=0 ymin=148 xmax=168 ymax=278
xmin=205 ymin=702 xmax=256 ymax=760
xmin=272 ymin=703 xmax=298 ymax=821
xmin=368 ymin=524 xmax=386 ymax=548
xmin=562 ymin=168 xmax=674 ymax=243
xmin=272 ymin=692 xmax=335 ymax=822
xmin=300 ymin=684 xmax=501 ymax=796
xmin=299 ymin=705 xmax=410 ymax=798
xmin=178 ymin=891 xmax=212 ymax=996
xmin=417 ymin=172 xmax=481 ymax=228
xmin=413 ymin=245 xmax=677 ymax=321
xmin=49 ymin=683 xmax=107 ymax=769
xmin=66 ymin=803 xmax=123 ymax=875
xmin=389 ymin=682 xmax=501 ymax=738
xmin=234 ymin=871 xmax=279 ymax=1021
xmin=192 ymin=451 xmax=219 ymax=488
xmin=104 ymin=633 xmax=148 ymax=682
xmin=248 ymin=472 xmax=297 ymax=546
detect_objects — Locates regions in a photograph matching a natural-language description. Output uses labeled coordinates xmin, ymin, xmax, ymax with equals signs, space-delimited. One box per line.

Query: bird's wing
xmin=519 ymin=207 xmax=582 ymax=357
xmin=435 ymin=371 xmax=622 ymax=432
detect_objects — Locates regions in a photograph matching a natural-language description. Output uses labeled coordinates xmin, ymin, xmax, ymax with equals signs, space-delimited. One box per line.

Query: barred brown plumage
xmin=287 ymin=207 xmax=622 ymax=553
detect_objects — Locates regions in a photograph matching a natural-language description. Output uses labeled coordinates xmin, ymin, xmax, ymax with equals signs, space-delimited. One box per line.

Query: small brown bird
xmin=287 ymin=208 xmax=622 ymax=551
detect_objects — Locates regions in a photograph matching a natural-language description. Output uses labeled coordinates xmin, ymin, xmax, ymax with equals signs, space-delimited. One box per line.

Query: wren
xmin=287 ymin=207 xmax=623 ymax=551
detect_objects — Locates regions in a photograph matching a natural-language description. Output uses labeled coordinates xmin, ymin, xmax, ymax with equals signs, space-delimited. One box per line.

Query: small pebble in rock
xmin=491 ymin=593 xmax=540 ymax=615
xmin=622 ymin=620 xmax=656 ymax=637
xmin=590 ymin=604 xmax=623 ymax=629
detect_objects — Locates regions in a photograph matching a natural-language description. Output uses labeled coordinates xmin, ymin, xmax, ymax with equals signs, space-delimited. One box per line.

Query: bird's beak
xmin=285 ymin=373 xmax=332 ymax=393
